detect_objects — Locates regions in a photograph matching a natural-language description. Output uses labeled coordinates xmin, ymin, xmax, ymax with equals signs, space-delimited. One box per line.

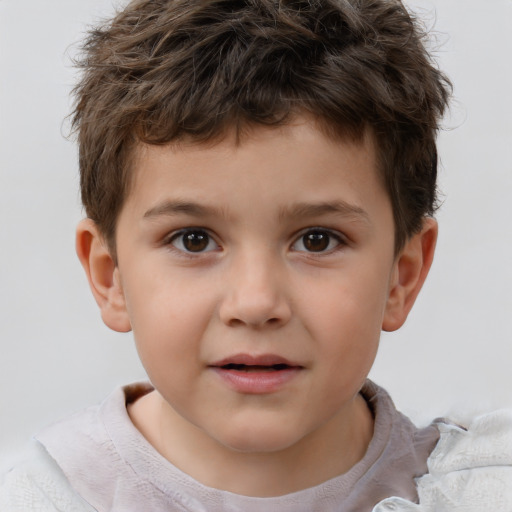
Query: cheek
xmin=309 ymin=293 xmax=381 ymax=404
xmin=299 ymin=267 xmax=389 ymax=364
xmin=124 ymin=263 xmax=215 ymax=328
xmin=302 ymin=267 xmax=389 ymax=332
xmin=122 ymin=271 xmax=218 ymax=370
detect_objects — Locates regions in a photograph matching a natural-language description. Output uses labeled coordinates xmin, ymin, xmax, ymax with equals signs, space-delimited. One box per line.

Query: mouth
xmin=210 ymin=354 xmax=302 ymax=371
xmin=209 ymin=354 xmax=303 ymax=393
xmin=219 ymin=363 xmax=294 ymax=372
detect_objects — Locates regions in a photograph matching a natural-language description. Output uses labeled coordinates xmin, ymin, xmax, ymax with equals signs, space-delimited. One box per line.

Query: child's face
xmin=102 ymin=118 xmax=407 ymax=453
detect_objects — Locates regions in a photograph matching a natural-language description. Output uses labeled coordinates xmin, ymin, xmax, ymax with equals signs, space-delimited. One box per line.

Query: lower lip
xmin=211 ymin=367 xmax=302 ymax=394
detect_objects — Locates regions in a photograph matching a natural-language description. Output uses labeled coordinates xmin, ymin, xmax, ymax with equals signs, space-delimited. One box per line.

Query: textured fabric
xmin=1 ymin=381 xmax=439 ymax=511
xmin=373 ymin=409 xmax=512 ymax=512
xmin=0 ymin=440 xmax=94 ymax=512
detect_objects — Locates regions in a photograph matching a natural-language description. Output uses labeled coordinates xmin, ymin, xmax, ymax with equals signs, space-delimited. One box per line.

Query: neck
xmin=128 ymin=391 xmax=374 ymax=497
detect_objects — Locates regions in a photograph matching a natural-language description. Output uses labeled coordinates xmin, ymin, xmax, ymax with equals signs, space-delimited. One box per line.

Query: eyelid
xmin=290 ymin=227 xmax=347 ymax=253
xmin=165 ymin=227 xmax=221 ymax=254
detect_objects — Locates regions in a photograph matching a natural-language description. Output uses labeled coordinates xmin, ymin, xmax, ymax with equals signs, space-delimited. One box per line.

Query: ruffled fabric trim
xmin=0 ymin=440 xmax=95 ymax=512
xmin=373 ymin=409 xmax=512 ymax=512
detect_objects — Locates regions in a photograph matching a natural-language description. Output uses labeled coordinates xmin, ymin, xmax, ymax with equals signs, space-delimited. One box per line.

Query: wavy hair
xmin=72 ymin=0 xmax=451 ymax=254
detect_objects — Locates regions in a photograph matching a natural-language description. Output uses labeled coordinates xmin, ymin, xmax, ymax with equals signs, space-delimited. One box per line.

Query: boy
xmin=2 ymin=0 xmax=512 ymax=510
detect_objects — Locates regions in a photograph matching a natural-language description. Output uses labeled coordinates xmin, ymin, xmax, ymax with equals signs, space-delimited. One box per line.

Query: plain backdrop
xmin=1 ymin=0 xmax=511 ymax=464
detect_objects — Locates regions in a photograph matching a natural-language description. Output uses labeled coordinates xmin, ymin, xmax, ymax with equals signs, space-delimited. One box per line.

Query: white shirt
xmin=2 ymin=381 xmax=511 ymax=511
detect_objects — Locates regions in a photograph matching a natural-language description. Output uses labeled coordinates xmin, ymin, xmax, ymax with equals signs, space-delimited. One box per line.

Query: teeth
xmin=222 ymin=364 xmax=289 ymax=372
xmin=242 ymin=366 xmax=274 ymax=373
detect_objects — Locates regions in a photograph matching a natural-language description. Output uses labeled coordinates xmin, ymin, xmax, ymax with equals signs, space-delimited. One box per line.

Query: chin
xmin=214 ymin=424 xmax=303 ymax=454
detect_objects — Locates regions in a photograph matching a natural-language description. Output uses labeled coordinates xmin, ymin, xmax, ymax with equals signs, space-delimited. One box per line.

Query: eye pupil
xmin=183 ymin=231 xmax=209 ymax=252
xmin=303 ymin=232 xmax=330 ymax=252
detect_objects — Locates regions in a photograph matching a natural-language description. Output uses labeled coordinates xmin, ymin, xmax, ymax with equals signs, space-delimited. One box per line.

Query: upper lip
xmin=209 ymin=354 xmax=302 ymax=368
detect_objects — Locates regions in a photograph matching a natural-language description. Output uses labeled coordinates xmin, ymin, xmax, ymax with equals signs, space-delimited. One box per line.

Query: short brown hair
xmin=72 ymin=0 xmax=451 ymax=255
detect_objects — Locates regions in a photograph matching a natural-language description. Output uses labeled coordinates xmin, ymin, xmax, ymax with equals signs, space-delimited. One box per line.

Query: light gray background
xmin=1 ymin=0 xmax=511 ymax=464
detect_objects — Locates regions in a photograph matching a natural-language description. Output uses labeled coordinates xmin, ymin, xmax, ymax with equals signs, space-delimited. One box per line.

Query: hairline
xmin=103 ymin=115 xmax=412 ymax=262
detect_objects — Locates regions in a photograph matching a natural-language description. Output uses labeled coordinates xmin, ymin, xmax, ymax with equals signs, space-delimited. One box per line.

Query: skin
xmin=77 ymin=117 xmax=437 ymax=497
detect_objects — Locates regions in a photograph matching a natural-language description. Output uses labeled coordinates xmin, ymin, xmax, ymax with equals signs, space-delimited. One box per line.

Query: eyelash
xmin=291 ymin=228 xmax=347 ymax=254
xmin=164 ymin=227 xmax=347 ymax=256
xmin=166 ymin=228 xmax=220 ymax=256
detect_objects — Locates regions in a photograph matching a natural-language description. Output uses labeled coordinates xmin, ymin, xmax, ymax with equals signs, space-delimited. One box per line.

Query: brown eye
xmin=171 ymin=229 xmax=218 ymax=253
xmin=303 ymin=231 xmax=330 ymax=252
xmin=292 ymin=229 xmax=343 ymax=253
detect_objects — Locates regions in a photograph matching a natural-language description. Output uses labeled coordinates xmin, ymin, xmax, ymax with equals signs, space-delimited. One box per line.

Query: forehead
xmin=123 ymin=118 xmax=387 ymax=222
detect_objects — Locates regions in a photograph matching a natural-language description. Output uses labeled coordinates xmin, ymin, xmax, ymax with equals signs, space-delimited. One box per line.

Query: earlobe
xmin=382 ymin=217 xmax=438 ymax=332
xmin=76 ymin=219 xmax=132 ymax=333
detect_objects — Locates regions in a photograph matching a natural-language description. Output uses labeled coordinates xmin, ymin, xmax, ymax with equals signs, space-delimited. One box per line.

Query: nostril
xmin=227 ymin=316 xmax=282 ymax=328
xmin=227 ymin=318 xmax=245 ymax=328
xmin=219 ymin=290 xmax=292 ymax=328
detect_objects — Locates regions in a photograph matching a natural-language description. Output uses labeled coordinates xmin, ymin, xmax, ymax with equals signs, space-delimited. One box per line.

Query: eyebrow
xmin=278 ymin=201 xmax=371 ymax=224
xmin=143 ymin=200 xmax=227 ymax=220
xmin=143 ymin=199 xmax=370 ymax=224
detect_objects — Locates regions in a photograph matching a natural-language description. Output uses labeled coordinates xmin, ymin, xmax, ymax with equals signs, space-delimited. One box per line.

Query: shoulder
xmin=0 ymin=439 xmax=96 ymax=512
xmin=0 ymin=384 xmax=151 ymax=512
xmin=373 ymin=409 xmax=512 ymax=512
xmin=30 ymin=383 xmax=159 ymax=511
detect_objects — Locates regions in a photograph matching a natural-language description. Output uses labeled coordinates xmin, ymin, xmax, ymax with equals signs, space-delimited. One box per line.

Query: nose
xmin=219 ymin=251 xmax=292 ymax=329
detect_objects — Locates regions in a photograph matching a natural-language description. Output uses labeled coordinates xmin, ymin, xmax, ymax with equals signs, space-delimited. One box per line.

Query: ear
xmin=76 ymin=218 xmax=132 ymax=333
xmin=382 ymin=217 xmax=438 ymax=332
